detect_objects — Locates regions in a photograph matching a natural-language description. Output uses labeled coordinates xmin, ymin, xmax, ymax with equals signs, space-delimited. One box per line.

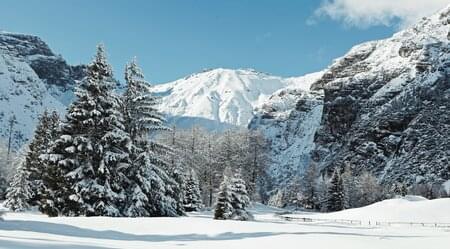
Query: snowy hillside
xmin=302 ymin=196 xmax=450 ymax=223
xmin=0 ymin=32 xmax=85 ymax=148
xmin=152 ymin=68 xmax=314 ymax=129
xmin=1 ymin=198 xmax=450 ymax=249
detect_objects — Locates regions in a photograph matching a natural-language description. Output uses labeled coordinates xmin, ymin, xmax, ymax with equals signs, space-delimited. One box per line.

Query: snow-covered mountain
xmin=0 ymin=32 xmax=85 ymax=149
xmin=152 ymin=68 xmax=314 ymax=129
xmin=311 ymin=5 xmax=450 ymax=186
xmin=249 ymin=72 xmax=324 ymax=187
xmin=251 ymin=4 xmax=450 ymax=190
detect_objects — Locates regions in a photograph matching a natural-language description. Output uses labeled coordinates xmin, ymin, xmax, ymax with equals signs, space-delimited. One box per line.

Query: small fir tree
xmin=230 ymin=169 xmax=252 ymax=220
xmin=326 ymin=168 xmax=345 ymax=212
xmin=5 ymin=154 xmax=32 ymax=211
xmin=214 ymin=170 xmax=234 ymax=220
xmin=183 ymin=169 xmax=203 ymax=212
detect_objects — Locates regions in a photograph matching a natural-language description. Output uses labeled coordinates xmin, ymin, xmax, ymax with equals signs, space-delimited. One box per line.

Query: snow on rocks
xmin=249 ymin=72 xmax=324 ymax=189
xmin=0 ymin=32 xmax=85 ymax=148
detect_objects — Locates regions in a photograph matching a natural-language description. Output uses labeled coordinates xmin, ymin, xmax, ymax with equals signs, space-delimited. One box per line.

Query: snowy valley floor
xmin=1 ymin=197 xmax=450 ymax=249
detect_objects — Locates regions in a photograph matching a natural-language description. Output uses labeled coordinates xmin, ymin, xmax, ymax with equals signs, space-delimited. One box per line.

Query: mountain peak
xmin=153 ymin=68 xmax=293 ymax=128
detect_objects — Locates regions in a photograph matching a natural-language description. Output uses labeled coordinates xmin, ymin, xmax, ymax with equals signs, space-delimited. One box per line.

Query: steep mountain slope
xmin=152 ymin=68 xmax=298 ymax=129
xmin=310 ymin=5 xmax=450 ymax=186
xmin=0 ymin=32 xmax=85 ymax=148
xmin=249 ymin=72 xmax=324 ymax=187
xmin=250 ymin=5 xmax=450 ymax=192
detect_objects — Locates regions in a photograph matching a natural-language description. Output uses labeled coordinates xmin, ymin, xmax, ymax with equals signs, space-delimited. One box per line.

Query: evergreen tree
xmin=326 ymin=168 xmax=344 ymax=212
xmin=5 ymin=153 xmax=32 ymax=211
xmin=41 ymin=45 xmax=130 ymax=217
xmin=230 ymin=169 xmax=252 ymax=220
xmin=214 ymin=172 xmax=234 ymax=220
xmin=183 ymin=169 xmax=203 ymax=212
xmin=122 ymin=58 xmax=180 ymax=217
xmin=24 ymin=110 xmax=59 ymax=207
xmin=0 ymin=142 xmax=13 ymax=199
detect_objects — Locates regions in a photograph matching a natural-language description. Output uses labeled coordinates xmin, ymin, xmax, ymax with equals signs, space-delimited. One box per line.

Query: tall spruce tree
xmin=214 ymin=170 xmax=234 ymax=220
xmin=230 ymin=169 xmax=252 ymax=220
xmin=41 ymin=45 xmax=130 ymax=217
xmin=5 ymin=153 xmax=32 ymax=211
xmin=122 ymin=58 xmax=180 ymax=217
xmin=24 ymin=110 xmax=60 ymax=207
xmin=327 ymin=168 xmax=345 ymax=212
xmin=183 ymin=168 xmax=203 ymax=212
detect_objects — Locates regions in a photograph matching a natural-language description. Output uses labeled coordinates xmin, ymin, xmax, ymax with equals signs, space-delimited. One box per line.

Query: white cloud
xmin=312 ymin=0 xmax=449 ymax=28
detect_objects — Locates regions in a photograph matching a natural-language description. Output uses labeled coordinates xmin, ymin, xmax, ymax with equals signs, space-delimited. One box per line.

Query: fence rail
xmin=275 ymin=214 xmax=450 ymax=228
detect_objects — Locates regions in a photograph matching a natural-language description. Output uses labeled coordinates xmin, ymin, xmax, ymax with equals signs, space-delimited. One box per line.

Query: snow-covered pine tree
xmin=24 ymin=110 xmax=59 ymax=207
xmin=122 ymin=58 xmax=180 ymax=217
xmin=230 ymin=169 xmax=252 ymax=220
xmin=214 ymin=169 xmax=234 ymax=220
xmin=326 ymin=168 xmax=344 ymax=212
xmin=183 ymin=168 xmax=203 ymax=212
xmin=41 ymin=45 xmax=130 ymax=217
xmin=5 ymin=152 xmax=32 ymax=211
xmin=0 ymin=142 xmax=13 ymax=199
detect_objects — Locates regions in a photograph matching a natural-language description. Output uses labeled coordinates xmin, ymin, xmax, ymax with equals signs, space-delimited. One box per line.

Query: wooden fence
xmin=275 ymin=214 xmax=450 ymax=228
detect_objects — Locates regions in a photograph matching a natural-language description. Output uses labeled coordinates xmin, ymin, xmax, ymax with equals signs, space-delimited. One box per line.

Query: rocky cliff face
xmin=0 ymin=32 xmax=86 ymax=148
xmin=310 ymin=6 xmax=450 ymax=186
xmin=249 ymin=72 xmax=324 ymax=188
xmin=0 ymin=32 xmax=86 ymax=105
xmin=250 ymin=5 xmax=450 ymax=191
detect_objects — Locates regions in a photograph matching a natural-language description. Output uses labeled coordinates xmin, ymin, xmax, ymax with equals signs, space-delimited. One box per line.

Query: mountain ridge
xmin=152 ymin=68 xmax=318 ymax=129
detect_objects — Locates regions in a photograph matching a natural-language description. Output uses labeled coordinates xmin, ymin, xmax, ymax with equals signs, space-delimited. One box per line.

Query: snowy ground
xmin=1 ymin=197 xmax=450 ymax=249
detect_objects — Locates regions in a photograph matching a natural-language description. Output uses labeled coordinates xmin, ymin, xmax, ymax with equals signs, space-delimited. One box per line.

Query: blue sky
xmin=0 ymin=0 xmax=445 ymax=83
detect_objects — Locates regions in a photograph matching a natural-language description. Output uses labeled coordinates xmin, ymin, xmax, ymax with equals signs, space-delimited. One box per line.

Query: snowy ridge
xmin=0 ymin=32 xmax=85 ymax=148
xmin=0 ymin=54 xmax=65 ymax=148
xmin=249 ymin=5 xmax=450 ymax=192
xmin=310 ymin=4 xmax=450 ymax=185
xmin=152 ymin=68 xmax=315 ymax=129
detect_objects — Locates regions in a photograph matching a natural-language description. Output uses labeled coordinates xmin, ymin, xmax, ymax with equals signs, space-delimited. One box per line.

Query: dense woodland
xmin=0 ymin=45 xmax=448 ymax=219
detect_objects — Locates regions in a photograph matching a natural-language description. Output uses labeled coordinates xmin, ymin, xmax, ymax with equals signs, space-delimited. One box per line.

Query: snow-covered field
xmin=1 ymin=197 xmax=449 ymax=249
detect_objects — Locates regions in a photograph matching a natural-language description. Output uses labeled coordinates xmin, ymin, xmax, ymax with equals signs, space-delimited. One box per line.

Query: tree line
xmin=269 ymin=164 xmax=449 ymax=212
xmin=1 ymin=45 xmax=448 ymax=217
xmin=2 ymin=45 xmax=265 ymax=220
